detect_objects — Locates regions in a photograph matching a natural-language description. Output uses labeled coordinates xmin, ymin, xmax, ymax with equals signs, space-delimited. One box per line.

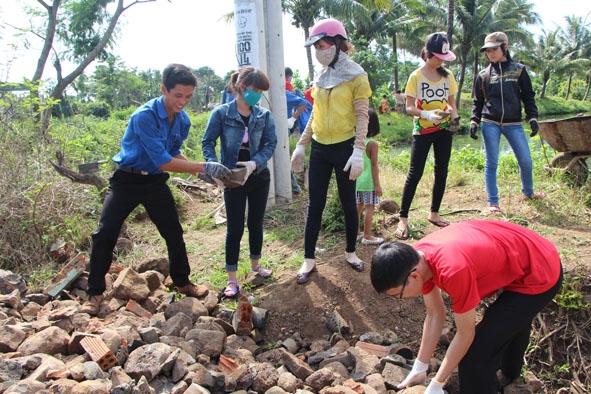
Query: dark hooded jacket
xmin=471 ymin=60 xmax=538 ymax=125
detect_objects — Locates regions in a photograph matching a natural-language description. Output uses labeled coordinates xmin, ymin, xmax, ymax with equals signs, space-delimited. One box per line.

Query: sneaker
xmin=80 ymin=294 xmax=105 ymax=316
xmin=177 ymin=283 xmax=209 ymax=298
xmin=361 ymin=237 xmax=384 ymax=245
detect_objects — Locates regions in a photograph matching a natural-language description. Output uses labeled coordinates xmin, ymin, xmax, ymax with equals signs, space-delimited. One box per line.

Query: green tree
xmin=18 ymin=0 xmax=156 ymax=136
xmin=557 ymin=15 xmax=591 ymax=100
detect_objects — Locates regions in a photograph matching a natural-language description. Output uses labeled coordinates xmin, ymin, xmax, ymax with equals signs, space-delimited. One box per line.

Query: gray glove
xmin=203 ymin=162 xmax=231 ymax=180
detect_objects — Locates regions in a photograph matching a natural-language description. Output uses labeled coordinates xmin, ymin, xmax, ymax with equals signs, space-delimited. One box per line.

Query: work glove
xmin=448 ymin=115 xmax=461 ymax=132
xmin=203 ymin=162 xmax=231 ymax=180
xmin=236 ymin=160 xmax=256 ymax=181
xmin=291 ymin=145 xmax=305 ymax=173
xmin=287 ymin=117 xmax=296 ymax=129
xmin=343 ymin=147 xmax=364 ymax=180
xmin=397 ymin=359 xmax=428 ymax=389
xmin=198 ymin=172 xmax=225 ymax=187
xmin=469 ymin=122 xmax=479 ymax=140
xmin=420 ymin=110 xmax=445 ymax=122
xmin=425 ymin=379 xmax=445 ymax=394
xmin=529 ymin=118 xmax=539 ymax=137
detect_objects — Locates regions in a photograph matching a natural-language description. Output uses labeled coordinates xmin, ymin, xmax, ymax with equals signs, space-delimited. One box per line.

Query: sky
xmin=1 ymin=0 xmax=589 ymax=83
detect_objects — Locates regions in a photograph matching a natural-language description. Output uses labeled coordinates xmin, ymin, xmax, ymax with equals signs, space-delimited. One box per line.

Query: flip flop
xmin=394 ymin=226 xmax=409 ymax=240
xmin=489 ymin=205 xmax=503 ymax=215
xmin=252 ymin=264 xmax=272 ymax=278
xmin=427 ymin=218 xmax=451 ymax=228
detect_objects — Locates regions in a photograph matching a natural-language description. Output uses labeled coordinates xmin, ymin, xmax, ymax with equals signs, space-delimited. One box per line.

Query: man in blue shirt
xmin=81 ymin=64 xmax=231 ymax=315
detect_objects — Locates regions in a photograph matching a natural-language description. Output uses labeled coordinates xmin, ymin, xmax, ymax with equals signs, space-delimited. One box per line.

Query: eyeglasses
xmin=391 ymin=268 xmax=415 ymax=299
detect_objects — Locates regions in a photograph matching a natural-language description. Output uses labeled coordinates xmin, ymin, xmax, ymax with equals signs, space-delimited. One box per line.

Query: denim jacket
xmin=202 ymin=101 xmax=277 ymax=174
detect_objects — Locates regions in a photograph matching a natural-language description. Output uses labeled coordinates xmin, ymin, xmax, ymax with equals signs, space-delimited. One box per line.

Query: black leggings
xmin=399 ymin=130 xmax=452 ymax=218
xmin=304 ymin=138 xmax=358 ymax=258
xmin=458 ymin=266 xmax=564 ymax=394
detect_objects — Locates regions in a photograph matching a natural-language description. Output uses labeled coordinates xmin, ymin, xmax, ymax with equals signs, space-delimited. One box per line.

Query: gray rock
xmin=70 ymin=378 xmax=112 ymax=394
xmin=183 ymin=382 xmax=211 ymax=394
xmin=250 ymin=362 xmax=279 ymax=393
xmin=135 ymin=258 xmax=169 ymax=278
xmin=365 ymin=373 xmax=387 ymax=394
xmin=16 ymin=326 xmax=69 ymax=356
xmin=162 ymin=312 xmax=193 ymax=337
xmin=0 ymin=358 xmax=23 ymax=382
xmin=2 ymin=378 xmax=47 ymax=393
xmin=381 ymin=362 xmax=409 ymax=390
xmin=0 ymin=325 xmax=27 ymax=352
xmin=0 ymin=269 xmax=27 ymax=295
xmin=348 ymin=347 xmax=380 ymax=381
xmin=305 ymin=367 xmax=338 ymax=392
xmin=185 ymin=329 xmax=225 ymax=358
xmin=165 ymin=297 xmax=208 ymax=323
xmin=280 ymin=349 xmax=314 ymax=380
xmin=112 ymin=268 xmax=150 ymax=301
xmin=277 ymin=370 xmax=302 ymax=392
xmin=124 ymin=342 xmax=172 ymax=382
xmin=47 ymin=378 xmax=78 ymax=394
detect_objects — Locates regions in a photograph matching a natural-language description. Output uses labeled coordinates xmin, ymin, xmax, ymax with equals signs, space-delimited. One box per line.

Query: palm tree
xmin=282 ymin=0 xmax=324 ymax=80
xmin=558 ymin=15 xmax=591 ymax=100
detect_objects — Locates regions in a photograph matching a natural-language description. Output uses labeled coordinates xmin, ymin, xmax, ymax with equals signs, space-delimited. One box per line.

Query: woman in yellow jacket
xmin=291 ymin=18 xmax=372 ymax=284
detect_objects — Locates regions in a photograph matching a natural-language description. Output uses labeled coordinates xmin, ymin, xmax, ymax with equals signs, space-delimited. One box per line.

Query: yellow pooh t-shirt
xmin=405 ymin=69 xmax=458 ymax=135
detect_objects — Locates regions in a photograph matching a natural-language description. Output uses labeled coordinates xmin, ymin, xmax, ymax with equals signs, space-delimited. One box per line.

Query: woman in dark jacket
xmin=470 ymin=32 xmax=545 ymax=215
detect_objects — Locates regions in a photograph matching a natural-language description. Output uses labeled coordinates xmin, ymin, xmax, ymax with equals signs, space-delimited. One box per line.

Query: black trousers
xmin=399 ymin=129 xmax=452 ymax=218
xmin=304 ymin=138 xmax=358 ymax=258
xmin=458 ymin=266 xmax=563 ymax=394
xmin=87 ymin=170 xmax=190 ymax=295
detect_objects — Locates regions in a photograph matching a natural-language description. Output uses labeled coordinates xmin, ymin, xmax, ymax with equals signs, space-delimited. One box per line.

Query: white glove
xmin=425 ymin=379 xmax=445 ymax=394
xmin=287 ymin=117 xmax=296 ymax=128
xmin=236 ymin=160 xmax=256 ymax=181
xmin=397 ymin=359 xmax=428 ymax=389
xmin=343 ymin=147 xmax=364 ymax=180
xmin=421 ymin=110 xmax=444 ymax=122
xmin=291 ymin=145 xmax=305 ymax=173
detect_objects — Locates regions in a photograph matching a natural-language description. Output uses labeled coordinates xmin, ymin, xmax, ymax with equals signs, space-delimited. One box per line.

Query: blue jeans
xmin=223 ymin=168 xmax=270 ymax=272
xmin=482 ymin=122 xmax=533 ymax=205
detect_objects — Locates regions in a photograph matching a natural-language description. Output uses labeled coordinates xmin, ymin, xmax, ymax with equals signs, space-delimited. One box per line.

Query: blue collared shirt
xmin=112 ymin=96 xmax=190 ymax=174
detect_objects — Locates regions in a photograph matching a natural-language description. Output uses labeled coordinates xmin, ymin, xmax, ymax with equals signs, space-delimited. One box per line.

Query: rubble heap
xmin=0 ymin=258 xmax=544 ymax=394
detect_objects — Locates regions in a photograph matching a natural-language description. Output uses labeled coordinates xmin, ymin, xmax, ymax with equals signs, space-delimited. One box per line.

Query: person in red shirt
xmin=370 ymin=220 xmax=562 ymax=394
xmin=304 ymin=81 xmax=314 ymax=105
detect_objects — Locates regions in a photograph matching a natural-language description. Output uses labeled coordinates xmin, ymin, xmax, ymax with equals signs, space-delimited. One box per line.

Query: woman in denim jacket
xmin=202 ymin=67 xmax=277 ymax=298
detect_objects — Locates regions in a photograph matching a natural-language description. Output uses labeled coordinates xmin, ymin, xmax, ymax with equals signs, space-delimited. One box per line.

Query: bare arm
xmin=433 ymin=309 xmax=476 ymax=383
xmin=416 ymin=288 xmax=447 ymax=363
xmin=367 ymin=141 xmax=382 ymax=196
xmin=158 ymin=154 xmax=204 ymax=176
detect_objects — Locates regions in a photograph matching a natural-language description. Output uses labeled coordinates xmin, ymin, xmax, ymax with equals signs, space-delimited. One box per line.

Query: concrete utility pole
xmin=233 ymin=0 xmax=292 ymax=206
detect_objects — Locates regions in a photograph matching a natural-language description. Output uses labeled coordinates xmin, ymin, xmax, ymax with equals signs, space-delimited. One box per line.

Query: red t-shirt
xmin=417 ymin=220 xmax=561 ymax=314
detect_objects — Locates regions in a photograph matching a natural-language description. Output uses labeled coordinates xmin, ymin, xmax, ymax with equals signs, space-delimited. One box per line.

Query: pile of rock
xmin=0 ymin=262 xmax=544 ymax=394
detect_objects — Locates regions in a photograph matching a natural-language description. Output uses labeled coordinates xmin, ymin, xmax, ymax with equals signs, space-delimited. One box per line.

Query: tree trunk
xmin=540 ymin=71 xmax=550 ymax=99
xmin=392 ymin=34 xmax=399 ymax=91
xmin=565 ymin=75 xmax=572 ymax=100
xmin=446 ymin=0 xmax=454 ymax=47
xmin=39 ymin=0 xmax=155 ymax=136
xmin=304 ymin=26 xmax=314 ymax=81
xmin=584 ymin=74 xmax=590 ymax=101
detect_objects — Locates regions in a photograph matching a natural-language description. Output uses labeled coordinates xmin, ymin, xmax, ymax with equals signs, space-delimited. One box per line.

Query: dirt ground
xmin=180 ymin=186 xmax=590 ymax=344
xmin=176 ymin=184 xmax=591 ymax=390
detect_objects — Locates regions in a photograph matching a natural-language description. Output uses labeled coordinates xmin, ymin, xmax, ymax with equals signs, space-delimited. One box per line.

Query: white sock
xmin=345 ymin=251 xmax=363 ymax=264
xmin=298 ymin=258 xmax=315 ymax=274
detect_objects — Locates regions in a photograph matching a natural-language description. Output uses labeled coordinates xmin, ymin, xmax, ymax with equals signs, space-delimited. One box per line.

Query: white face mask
xmin=315 ymin=45 xmax=337 ymax=66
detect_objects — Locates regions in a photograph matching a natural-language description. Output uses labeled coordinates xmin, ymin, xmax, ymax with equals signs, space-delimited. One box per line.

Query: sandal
xmin=394 ymin=226 xmax=409 ymax=240
xmin=489 ymin=205 xmax=503 ymax=215
xmin=427 ymin=217 xmax=451 ymax=228
xmin=252 ymin=264 xmax=272 ymax=278
xmin=222 ymin=280 xmax=239 ymax=299
xmin=521 ymin=191 xmax=547 ymax=201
